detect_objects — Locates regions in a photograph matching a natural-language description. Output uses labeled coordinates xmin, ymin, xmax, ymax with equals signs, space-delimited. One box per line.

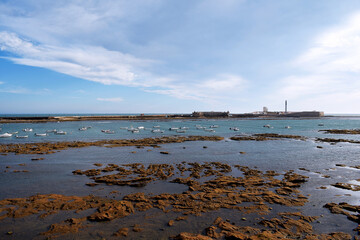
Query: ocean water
xmin=0 ymin=117 xmax=360 ymax=239
xmin=1 ymin=117 xmax=360 ymax=143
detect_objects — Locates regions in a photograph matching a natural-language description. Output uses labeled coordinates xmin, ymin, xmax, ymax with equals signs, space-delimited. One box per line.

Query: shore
xmin=0 ymin=114 xmax=330 ymax=123
xmin=2 ymin=160 xmax=357 ymax=239
xmin=1 ymin=124 xmax=359 ymax=238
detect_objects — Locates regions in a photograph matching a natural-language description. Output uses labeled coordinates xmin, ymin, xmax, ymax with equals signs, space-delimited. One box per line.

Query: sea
xmin=0 ymin=116 xmax=359 ymax=239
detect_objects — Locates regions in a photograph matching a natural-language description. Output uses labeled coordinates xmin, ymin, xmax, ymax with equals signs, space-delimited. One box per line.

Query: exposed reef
xmin=171 ymin=215 xmax=352 ymax=240
xmin=320 ymin=129 xmax=360 ymax=134
xmin=1 ymin=162 xmax=358 ymax=238
xmin=3 ymin=132 xmax=360 ymax=156
xmin=230 ymin=133 xmax=305 ymax=141
xmin=0 ymin=136 xmax=223 ymax=155
xmin=315 ymin=137 xmax=360 ymax=144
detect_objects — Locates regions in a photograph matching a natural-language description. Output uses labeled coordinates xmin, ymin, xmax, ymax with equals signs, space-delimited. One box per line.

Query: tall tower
xmin=285 ymin=100 xmax=288 ymax=113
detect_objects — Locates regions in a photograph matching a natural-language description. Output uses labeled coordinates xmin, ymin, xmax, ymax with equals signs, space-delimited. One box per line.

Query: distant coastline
xmin=0 ymin=110 xmax=343 ymax=123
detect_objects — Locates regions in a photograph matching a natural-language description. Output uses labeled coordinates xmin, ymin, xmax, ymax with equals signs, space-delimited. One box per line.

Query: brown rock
xmin=88 ymin=201 xmax=134 ymax=221
xmin=172 ymin=232 xmax=213 ymax=240
xmin=133 ymin=224 xmax=142 ymax=232
xmin=113 ymin=228 xmax=129 ymax=237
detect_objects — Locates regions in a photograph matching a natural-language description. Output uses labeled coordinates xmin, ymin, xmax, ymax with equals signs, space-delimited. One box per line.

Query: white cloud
xmin=0 ymin=81 xmax=4 ymax=84
xmin=0 ymin=1 xmax=249 ymax=105
xmin=272 ymin=11 xmax=360 ymax=113
xmin=97 ymin=97 xmax=123 ymax=102
xmin=295 ymin=12 xmax=360 ymax=74
xmin=146 ymin=74 xmax=248 ymax=102
xmin=0 ymin=31 xmax=154 ymax=86
xmin=0 ymin=31 xmax=247 ymax=103
xmin=0 ymin=1 xmax=162 ymax=45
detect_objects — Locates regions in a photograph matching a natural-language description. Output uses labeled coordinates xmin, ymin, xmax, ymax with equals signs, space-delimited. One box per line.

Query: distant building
xmin=263 ymin=107 xmax=268 ymax=114
xmin=284 ymin=111 xmax=324 ymax=118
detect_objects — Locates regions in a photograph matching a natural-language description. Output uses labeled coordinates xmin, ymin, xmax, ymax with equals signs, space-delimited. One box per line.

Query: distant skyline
xmin=1 ymin=0 xmax=360 ymax=114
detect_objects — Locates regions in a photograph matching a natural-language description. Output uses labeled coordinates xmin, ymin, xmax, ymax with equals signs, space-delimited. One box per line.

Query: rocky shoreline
xmin=1 ymin=161 xmax=358 ymax=239
xmin=1 ymin=134 xmax=360 ymax=239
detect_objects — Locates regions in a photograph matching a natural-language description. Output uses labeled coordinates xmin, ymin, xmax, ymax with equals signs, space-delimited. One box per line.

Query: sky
xmin=1 ymin=0 xmax=360 ymax=114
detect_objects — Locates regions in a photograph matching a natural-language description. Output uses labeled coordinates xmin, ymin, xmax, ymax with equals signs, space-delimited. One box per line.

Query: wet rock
xmin=284 ymin=172 xmax=309 ymax=184
xmin=0 ymin=136 xmax=224 ymax=155
xmin=316 ymin=137 xmax=360 ymax=144
xmin=324 ymin=202 xmax=360 ymax=228
xmin=72 ymin=169 xmax=101 ymax=176
xmin=205 ymin=226 xmax=221 ymax=238
xmin=85 ymin=183 xmax=98 ymax=187
xmin=133 ymin=224 xmax=142 ymax=232
xmin=336 ymin=164 xmax=346 ymax=167
xmin=320 ymin=129 xmax=360 ymax=134
xmin=176 ymin=216 xmax=188 ymax=221
xmin=1 ymin=162 xmax=353 ymax=238
xmin=168 ymin=220 xmax=175 ymax=226
xmin=231 ymin=133 xmax=305 ymax=142
xmin=298 ymin=168 xmax=310 ymax=171
xmin=332 ymin=182 xmax=360 ymax=191
xmin=113 ymin=227 xmax=128 ymax=237
xmin=275 ymin=187 xmax=300 ymax=195
xmin=88 ymin=201 xmax=134 ymax=221
xmin=326 ymin=232 xmax=352 ymax=239
xmin=160 ymin=151 xmax=169 ymax=154
xmin=41 ymin=218 xmax=86 ymax=236
xmin=172 ymin=232 xmax=212 ymax=240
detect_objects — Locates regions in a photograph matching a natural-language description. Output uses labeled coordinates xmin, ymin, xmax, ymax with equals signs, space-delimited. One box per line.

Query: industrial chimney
xmin=285 ymin=100 xmax=288 ymax=113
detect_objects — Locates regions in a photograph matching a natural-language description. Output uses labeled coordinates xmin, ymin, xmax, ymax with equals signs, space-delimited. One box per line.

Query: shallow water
xmin=1 ymin=118 xmax=360 ymax=239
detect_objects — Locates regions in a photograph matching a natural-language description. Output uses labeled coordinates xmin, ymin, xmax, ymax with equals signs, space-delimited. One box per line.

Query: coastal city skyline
xmin=1 ymin=1 xmax=360 ymax=114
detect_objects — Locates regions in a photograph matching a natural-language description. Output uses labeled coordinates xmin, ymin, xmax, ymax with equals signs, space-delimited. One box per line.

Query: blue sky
xmin=1 ymin=0 xmax=360 ymax=114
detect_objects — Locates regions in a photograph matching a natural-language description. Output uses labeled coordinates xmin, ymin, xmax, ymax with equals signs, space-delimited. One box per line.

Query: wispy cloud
xmin=0 ymin=86 xmax=52 ymax=95
xmin=0 ymin=81 xmax=4 ymax=84
xmin=0 ymin=31 xmax=154 ymax=86
xmin=0 ymin=1 xmax=250 ymax=105
xmin=0 ymin=87 xmax=29 ymax=94
xmin=146 ymin=74 xmax=248 ymax=102
xmin=271 ymin=11 xmax=360 ymax=113
xmin=294 ymin=12 xmax=360 ymax=73
xmin=75 ymin=89 xmax=86 ymax=94
xmin=0 ymin=31 xmax=247 ymax=103
xmin=97 ymin=97 xmax=123 ymax=102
